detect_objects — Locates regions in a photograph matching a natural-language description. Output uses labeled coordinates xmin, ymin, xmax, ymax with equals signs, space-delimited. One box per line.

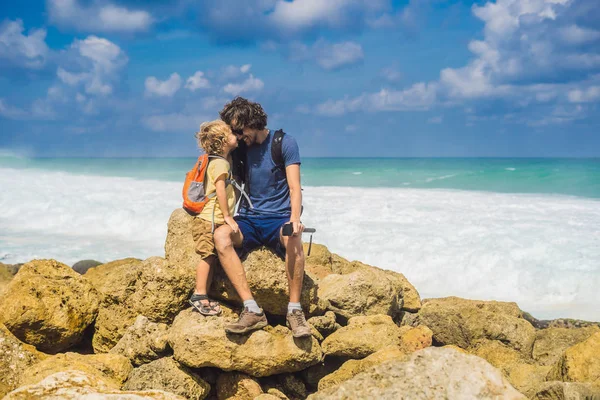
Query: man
xmin=213 ymin=96 xmax=311 ymax=338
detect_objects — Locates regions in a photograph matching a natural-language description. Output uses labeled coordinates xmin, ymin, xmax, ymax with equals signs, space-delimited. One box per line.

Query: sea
xmin=1 ymin=156 xmax=599 ymax=321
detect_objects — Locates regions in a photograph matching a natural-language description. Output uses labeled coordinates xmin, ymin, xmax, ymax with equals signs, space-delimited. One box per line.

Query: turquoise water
xmin=1 ymin=156 xmax=599 ymax=198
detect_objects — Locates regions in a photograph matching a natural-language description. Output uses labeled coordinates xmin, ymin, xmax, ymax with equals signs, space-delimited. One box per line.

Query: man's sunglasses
xmin=232 ymin=128 xmax=244 ymax=137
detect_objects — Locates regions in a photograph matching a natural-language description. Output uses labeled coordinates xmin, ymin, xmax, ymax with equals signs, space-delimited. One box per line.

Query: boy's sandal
xmin=189 ymin=294 xmax=222 ymax=316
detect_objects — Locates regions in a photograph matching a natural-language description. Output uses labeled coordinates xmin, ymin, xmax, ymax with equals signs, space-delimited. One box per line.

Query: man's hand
xmin=224 ymin=216 xmax=239 ymax=234
xmin=290 ymin=220 xmax=304 ymax=236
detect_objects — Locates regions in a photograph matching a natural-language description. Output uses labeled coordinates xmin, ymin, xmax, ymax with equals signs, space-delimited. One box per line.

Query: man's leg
xmin=214 ymin=222 xmax=267 ymax=334
xmin=279 ymin=226 xmax=311 ymax=338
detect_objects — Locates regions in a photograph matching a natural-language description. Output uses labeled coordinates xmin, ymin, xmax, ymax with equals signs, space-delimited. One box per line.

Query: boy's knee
xmin=214 ymin=228 xmax=232 ymax=253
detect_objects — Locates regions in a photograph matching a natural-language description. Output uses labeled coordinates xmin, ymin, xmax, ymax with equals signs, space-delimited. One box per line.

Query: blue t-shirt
xmin=239 ymin=130 xmax=301 ymax=216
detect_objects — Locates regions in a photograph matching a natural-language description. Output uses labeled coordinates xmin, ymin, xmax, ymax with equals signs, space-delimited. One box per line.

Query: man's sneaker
xmin=286 ymin=309 xmax=312 ymax=338
xmin=224 ymin=307 xmax=268 ymax=334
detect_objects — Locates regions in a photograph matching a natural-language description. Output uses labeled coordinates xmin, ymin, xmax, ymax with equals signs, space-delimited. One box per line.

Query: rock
xmin=263 ymin=374 xmax=307 ymax=400
xmin=165 ymin=208 xmax=326 ymax=316
xmin=531 ymin=381 xmax=600 ymax=400
xmin=110 ymin=315 xmax=170 ymax=366
xmin=19 ymin=352 xmax=133 ymax=389
xmin=209 ymin=248 xmax=326 ymax=317
xmin=0 ymin=259 xmax=100 ymax=353
xmin=317 ymin=268 xmax=402 ymax=321
xmin=321 ymin=315 xmax=403 ymax=358
xmin=307 ymin=347 xmax=525 ymax=400
xmin=0 ymin=324 xmax=47 ymax=397
xmin=301 ymin=357 xmax=348 ymax=391
xmin=547 ymin=331 xmax=600 ymax=385
xmin=4 ymin=370 xmax=186 ymax=399
xmin=168 ymin=309 xmax=322 ymax=377
xmin=0 ymin=262 xmax=22 ymax=276
xmin=413 ymin=297 xmax=535 ymax=355
xmin=398 ymin=325 xmax=433 ymax=353
xmin=318 ymin=345 xmax=408 ymax=391
xmin=304 ymin=244 xmax=334 ymax=279
xmin=124 ymin=357 xmax=210 ymax=400
xmin=72 ymin=259 xmax=103 ymax=274
xmin=87 ymin=256 xmax=195 ymax=353
xmin=216 ymin=372 xmax=262 ymax=399
xmin=0 ymin=262 xmax=13 ymax=296
xmin=265 ymin=388 xmax=289 ymax=399
xmin=532 ymin=326 xmax=600 ymax=366
xmin=468 ymin=339 xmax=551 ymax=397
xmin=307 ymin=311 xmax=338 ymax=339
xmin=255 ymin=395 xmax=284 ymax=400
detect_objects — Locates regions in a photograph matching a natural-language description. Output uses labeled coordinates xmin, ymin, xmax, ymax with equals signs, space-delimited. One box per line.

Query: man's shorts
xmin=235 ymin=214 xmax=289 ymax=260
xmin=191 ymin=217 xmax=221 ymax=260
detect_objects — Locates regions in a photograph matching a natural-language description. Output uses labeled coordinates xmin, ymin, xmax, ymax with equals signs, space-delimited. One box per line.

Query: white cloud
xmin=288 ymin=39 xmax=363 ymax=70
xmin=48 ymin=0 xmax=153 ymax=33
xmin=560 ymin=25 xmax=600 ymax=45
xmin=0 ymin=99 xmax=28 ymax=119
xmin=568 ymin=86 xmax=600 ymax=103
xmin=185 ymin=71 xmax=210 ymax=91
xmin=380 ymin=65 xmax=402 ymax=82
xmin=142 ymin=112 xmax=209 ymax=132
xmin=0 ymin=19 xmax=49 ymax=69
xmin=240 ymin=64 xmax=252 ymax=74
xmin=221 ymin=64 xmax=253 ymax=80
xmin=427 ymin=116 xmax=443 ymax=124
xmin=223 ymin=74 xmax=264 ymax=95
xmin=58 ymin=36 xmax=128 ymax=96
xmin=145 ymin=73 xmax=182 ymax=97
xmin=316 ymin=82 xmax=437 ymax=116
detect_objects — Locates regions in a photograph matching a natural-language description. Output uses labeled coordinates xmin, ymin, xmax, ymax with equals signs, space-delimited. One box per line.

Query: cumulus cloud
xmin=316 ymin=82 xmax=437 ymax=116
xmin=145 ymin=73 xmax=182 ymax=97
xmin=47 ymin=0 xmax=153 ymax=33
xmin=185 ymin=71 xmax=210 ymax=91
xmin=568 ymin=86 xmax=600 ymax=102
xmin=223 ymin=74 xmax=264 ymax=95
xmin=289 ymin=39 xmax=363 ymax=70
xmin=0 ymin=19 xmax=50 ymax=70
xmin=57 ymin=36 xmax=128 ymax=96
xmin=0 ymin=99 xmax=28 ymax=119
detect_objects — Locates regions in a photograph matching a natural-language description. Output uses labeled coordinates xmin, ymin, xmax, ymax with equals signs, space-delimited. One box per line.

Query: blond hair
xmin=195 ymin=120 xmax=231 ymax=156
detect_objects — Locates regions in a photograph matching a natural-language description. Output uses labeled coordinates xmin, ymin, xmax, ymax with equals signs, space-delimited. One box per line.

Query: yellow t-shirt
xmin=198 ymin=158 xmax=236 ymax=225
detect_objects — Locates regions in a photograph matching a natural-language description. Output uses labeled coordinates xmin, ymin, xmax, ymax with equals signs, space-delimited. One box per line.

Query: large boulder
xmin=318 ymin=345 xmax=408 ymax=391
xmin=468 ymin=339 xmax=551 ymax=397
xmin=547 ymin=331 xmax=600 ymax=385
xmin=317 ymin=268 xmax=402 ymax=321
xmin=0 ymin=259 xmax=99 ymax=353
xmin=19 ymin=352 xmax=133 ymax=389
xmin=168 ymin=309 xmax=322 ymax=377
xmin=209 ymin=248 xmax=327 ymax=317
xmin=532 ymin=326 xmax=600 ymax=366
xmin=321 ymin=315 xmax=403 ymax=358
xmin=123 ymin=357 xmax=210 ymax=400
xmin=215 ymin=372 xmax=263 ymax=400
xmin=3 ymin=370 xmax=185 ymax=399
xmin=308 ymin=347 xmax=525 ymax=400
xmin=165 ymin=208 xmax=326 ymax=317
xmin=307 ymin=311 xmax=339 ymax=340
xmin=110 ymin=315 xmax=170 ymax=366
xmin=87 ymin=256 xmax=195 ymax=353
xmin=0 ymin=324 xmax=47 ymax=397
xmin=409 ymin=297 xmax=536 ymax=355
xmin=531 ymin=381 xmax=600 ymax=400
xmin=0 ymin=262 xmax=13 ymax=296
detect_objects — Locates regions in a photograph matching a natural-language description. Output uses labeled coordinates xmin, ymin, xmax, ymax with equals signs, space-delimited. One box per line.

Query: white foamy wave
xmin=352 ymin=171 xmax=363 ymax=175
xmin=1 ymin=167 xmax=599 ymax=321
xmin=506 ymin=167 xmax=516 ymax=171
xmin=425 ymin=174 xmax=456 ymax=182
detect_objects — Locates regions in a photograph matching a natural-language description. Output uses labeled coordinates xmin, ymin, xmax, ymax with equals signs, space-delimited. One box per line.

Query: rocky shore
xmin=0 ymin=208 xmax=599 ymax=399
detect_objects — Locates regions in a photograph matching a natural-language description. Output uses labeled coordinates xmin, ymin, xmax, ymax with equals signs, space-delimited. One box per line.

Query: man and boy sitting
xmin=187 ymin=97 xmax=311 ymax=338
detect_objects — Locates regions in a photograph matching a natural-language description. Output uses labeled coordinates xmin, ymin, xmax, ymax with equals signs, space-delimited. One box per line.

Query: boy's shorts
xmin=235 ymin=214 xmax=289 ymax=261
xmin=191 ymin=217 xmax=221 ymax=260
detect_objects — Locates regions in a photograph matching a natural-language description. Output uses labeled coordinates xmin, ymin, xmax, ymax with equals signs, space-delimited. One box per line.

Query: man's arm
xmin=285 ymin=163 xmax=304 ymax=235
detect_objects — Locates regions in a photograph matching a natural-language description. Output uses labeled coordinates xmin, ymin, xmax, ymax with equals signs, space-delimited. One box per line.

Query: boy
xmin=189 ymin=120 xmax=240 ymax=316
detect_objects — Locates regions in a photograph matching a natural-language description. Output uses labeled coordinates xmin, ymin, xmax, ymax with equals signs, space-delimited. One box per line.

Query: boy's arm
xmin=285 ymin=163 xmax=304 ymax=235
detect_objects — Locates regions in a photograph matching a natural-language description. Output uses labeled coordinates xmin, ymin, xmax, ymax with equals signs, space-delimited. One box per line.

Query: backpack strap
xmin=271 ymin=129 xmax=286 ymax=173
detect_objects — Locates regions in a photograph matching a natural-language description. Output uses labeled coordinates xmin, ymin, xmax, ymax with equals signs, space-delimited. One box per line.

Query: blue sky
xmin=1 ymin=0 xmax=599 ymax=157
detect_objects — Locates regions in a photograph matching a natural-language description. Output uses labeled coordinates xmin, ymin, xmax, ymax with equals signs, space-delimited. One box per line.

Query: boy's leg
xmin=194 ymin=255 xmax=215 ymax=296
xmin=190 ymin=218 xmax=221 ymax=315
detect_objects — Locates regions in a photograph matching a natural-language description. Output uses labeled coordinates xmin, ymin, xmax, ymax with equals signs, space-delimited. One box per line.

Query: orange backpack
xmin=182 ymin=154 xmax=222 ymax=214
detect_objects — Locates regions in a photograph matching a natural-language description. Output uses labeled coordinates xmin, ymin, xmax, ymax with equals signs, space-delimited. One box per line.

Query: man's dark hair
xmin=219 ymin=97 xmax=268 ymax=130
